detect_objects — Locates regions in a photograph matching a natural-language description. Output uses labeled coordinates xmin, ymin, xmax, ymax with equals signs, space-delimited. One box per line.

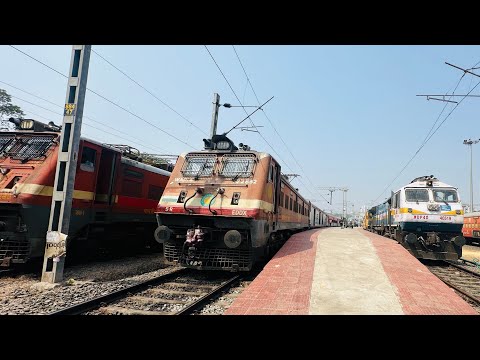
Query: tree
xmin=0 ymin=89 xmax=25 ymax=131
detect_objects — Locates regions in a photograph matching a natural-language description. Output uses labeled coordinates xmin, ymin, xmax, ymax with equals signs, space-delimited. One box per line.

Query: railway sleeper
xmin=147 ymin=288 xmax=206 ymax=296
xmin=128 ymin=295 xmax=188 ymax=305
xmin=99 ymin=306 xmax=174 ymax=315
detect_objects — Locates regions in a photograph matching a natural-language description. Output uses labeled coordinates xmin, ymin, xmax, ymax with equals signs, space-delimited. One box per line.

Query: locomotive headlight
xmin=231 ymin=192 xmax=241 ymax=205
xmin=216 ymin=141 xmax=230 ymax=150
xmin=408 ymin=208 xmax=412 ymax=213
xmin=428 ymin=204 xmax=440 ymax=211
xmin=224 ymin=230 xmax=242 ymax=249
xmin=456 ymin=210 xmax=461 ymax=215
xmin=20 ymin=119 xmax=34 ymax=129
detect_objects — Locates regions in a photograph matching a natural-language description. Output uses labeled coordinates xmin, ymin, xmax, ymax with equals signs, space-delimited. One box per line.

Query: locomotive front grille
xmin=164 ymin=242 xmax=253 ymax=271
xmin=0 ymin=233 xmax=29 ymax=263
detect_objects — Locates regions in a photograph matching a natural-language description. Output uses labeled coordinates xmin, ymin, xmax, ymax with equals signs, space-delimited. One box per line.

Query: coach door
xmin=272 ymin=162 xmax=280 ymax=229
xmin=76 ymin=142 xmax=102 ymax=209
xmin=94 ymin=149 xmax=118 ymax=206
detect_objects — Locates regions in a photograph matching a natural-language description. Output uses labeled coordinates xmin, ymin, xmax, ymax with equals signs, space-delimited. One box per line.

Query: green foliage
xmin=0 ymin=89 xmax=25 ymax=119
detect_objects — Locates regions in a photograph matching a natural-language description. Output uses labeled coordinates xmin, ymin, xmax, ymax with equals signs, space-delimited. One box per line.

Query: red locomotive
xmin=154 ymin=134 xmax=333 ymax=271
xmin=463 ymin=212 xmax=480 ymax=245
xmin=0 ymin=118 xmax=172 ymax=267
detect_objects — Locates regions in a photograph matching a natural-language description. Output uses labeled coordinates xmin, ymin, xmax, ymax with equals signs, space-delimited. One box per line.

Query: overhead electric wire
xmin=204 ymin=46 xmax=324 ymax=201
xmin=8 ymin=45 xmax=195 ymax=149
xmin=231 ymin=45 xmax=331 ymax=205
xmin=91 ymin=48 xmax=208 ymax=136
xmin=2 ymin=80 xmax=169 ymax=152
xmin=420 ymin=73 xmax=465 ymax=147
xmin=373 ymin=69 xmax=480 ymax=204
xmin=17 ymin=104 xmax=159 ymax=151
xmin=8 ymin=90 xmax=169 ymax=154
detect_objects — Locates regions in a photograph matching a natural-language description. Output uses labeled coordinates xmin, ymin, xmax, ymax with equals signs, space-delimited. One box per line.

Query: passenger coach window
xmin=405 ymin=189 xmax=429 ymax=202
xmin=80 ymin=147 xmax=96 ymax=172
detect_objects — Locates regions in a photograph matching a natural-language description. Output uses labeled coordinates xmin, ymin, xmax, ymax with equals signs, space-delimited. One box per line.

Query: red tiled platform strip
xmin=225 ymin=228 xmax=322 ymax=315
xmin=361 ymin=229 xmax=477 ymax=315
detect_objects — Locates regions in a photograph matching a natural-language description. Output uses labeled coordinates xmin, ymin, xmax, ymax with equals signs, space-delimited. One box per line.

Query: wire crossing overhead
xmin=2 ymin=81 xmax=170 ymax=154
xmin=205 ymin=46 xmax=326 ymax=202
xmin=231 ymin=45 xmax=330 ymax=205
xmin=91 ymin=49 xmax=208 ymax=136
xmin=8 ymin=45 xmax=195 ymax=150
xmin=373 ymin=59 xmax=480 ymax=204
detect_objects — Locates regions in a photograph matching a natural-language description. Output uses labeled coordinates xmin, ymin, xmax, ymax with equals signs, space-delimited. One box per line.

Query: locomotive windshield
xmin=181 ymin=154 xmax=216 ymax=178
xmin=433 ymin=189 xmax=458 ymax=203
xmin=405 ymin=189 xmax=429 ymax=202
xmin=0 ymin=134 xmax=56 ymax=161
xmin=218 ymin=154 xmax=256 ymax=178
xmin=181 ymin=153 xmax=256 ymax=179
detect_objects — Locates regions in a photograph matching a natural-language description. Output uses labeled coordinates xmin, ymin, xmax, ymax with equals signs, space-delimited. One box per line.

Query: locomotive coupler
xmin=425 ymin=232 xmax=440 ymax=246
xmin=184 ymin=226 xmax=205 ymax=253
xmin=185 ymin=226 xmax=205 ymax=247
xmin=183 ymin=226 xmax=206 ymax=266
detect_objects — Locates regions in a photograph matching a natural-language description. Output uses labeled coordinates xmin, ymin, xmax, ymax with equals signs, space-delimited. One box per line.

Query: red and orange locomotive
xmin=154 ymin=134 xmax=330 ymax=271
xmin=463 ymin=212 xmax=480 ymax=245
xmin=0 ymin=118 xmax=172 ymax=267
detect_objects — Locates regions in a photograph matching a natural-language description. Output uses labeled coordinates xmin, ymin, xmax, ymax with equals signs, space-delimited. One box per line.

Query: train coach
xmin=154 ymin=134 xmax=329 ymax=271
xmin=364 ymin=175 xmax=465 ymax=260
xmin=0 ymin=118 xmax=172 ymax=267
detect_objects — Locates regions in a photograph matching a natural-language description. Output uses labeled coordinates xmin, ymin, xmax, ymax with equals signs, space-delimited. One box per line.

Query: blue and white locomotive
xmin=366 ymin=175 xmax=466 ymax=260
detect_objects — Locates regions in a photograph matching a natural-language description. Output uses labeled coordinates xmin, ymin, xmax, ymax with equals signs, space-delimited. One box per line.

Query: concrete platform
xmin=225 ymin=228 xmax=477 ymax=315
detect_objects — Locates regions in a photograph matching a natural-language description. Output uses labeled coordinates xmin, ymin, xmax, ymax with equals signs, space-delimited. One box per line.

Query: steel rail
xmin=175 ymin=275 xmax=241 ymax=315
xmin=49 ymin=268 xmax=188 ymax=315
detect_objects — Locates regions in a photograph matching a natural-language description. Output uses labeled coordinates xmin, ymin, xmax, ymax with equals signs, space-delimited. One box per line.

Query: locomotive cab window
xmin=433 ymin=189 xmax=458 ymax=203
xmin=182 ymin=154 xmax=216 ymax=178
xmin=80 ymin=147 xmax=96 ymax=172
xmin=219 ymin=154 xmax=256 ymax=178
xmin=268 ymin=164 xmax=274 ymax=183
xmin=405 ymin=189 xmax=429 ymax=202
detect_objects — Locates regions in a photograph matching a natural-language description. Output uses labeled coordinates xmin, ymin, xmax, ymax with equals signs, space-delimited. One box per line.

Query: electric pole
xmin=318 ymin=187 xmax=349 ymax=223
xmin=464 ymin=139 xmax=480 ymax=213
xmin=210 ymin=93 xmax=220 ymax=139
xmin=41 ymin=45 xmax=91 ymax=283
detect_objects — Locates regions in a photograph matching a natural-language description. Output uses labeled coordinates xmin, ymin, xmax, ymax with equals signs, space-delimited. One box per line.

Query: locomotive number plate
xmin=0 ymin=193 xmax=12 ymax=201
xmin=440 ymin=216 xmax=452 ymax=221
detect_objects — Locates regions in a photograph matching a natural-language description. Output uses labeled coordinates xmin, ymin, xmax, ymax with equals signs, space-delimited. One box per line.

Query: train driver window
xmin=80 ymin=147 xmax=96 ymax=172
xmin=268 ymin=164 xmax=274 ymax=183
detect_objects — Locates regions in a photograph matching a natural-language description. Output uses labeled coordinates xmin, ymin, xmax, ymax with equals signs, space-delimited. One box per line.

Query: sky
xmin=0 ymin=45 xmax=479 ymax=216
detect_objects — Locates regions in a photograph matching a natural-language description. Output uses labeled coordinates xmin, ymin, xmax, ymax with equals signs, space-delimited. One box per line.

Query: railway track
xmin=427 ymin=260 xmax=480 ymax=312
xmin=0 ymin=269 xmax=13 ymax=276
xmin=49 ymin=268 xmax=241 ymax=315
